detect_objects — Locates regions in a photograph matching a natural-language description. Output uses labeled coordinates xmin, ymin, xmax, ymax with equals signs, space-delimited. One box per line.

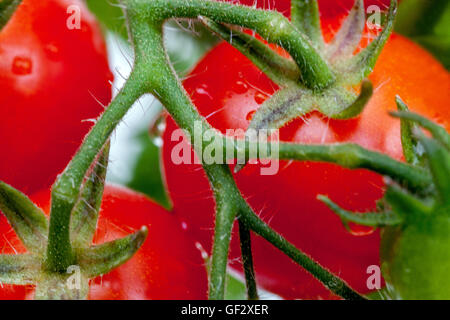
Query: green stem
xmin=237 ymin=202 xmax=366 ymax=300
xmin=46 ymin=71 xmax=146 ymax=272
xmin=276 ymin=142 xmax=430 ymax=191
xmin=291 ymin=0 xmax=323 ymax=47
xmin=208 ymin=175 xmax=237 ymax=300
xmin=238 ymin=220 xmax=259 ymax=300
xmin=124 ymin=0 xmax=334 ymax=90
xmin=222 ymin=137 xmax=431 ymax=192
xmin=125 ymin=12 xmax=366 ymax=300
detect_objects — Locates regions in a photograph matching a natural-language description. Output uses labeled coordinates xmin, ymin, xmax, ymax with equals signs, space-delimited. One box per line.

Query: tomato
xmin=161 ymin=26 xmax=450 ymax=298
xmin=0 ymin=0 xmax=113 ymax=194
xmin=0 ymin=185 xmax=208 ymax=300
xmin=381 ymin=214 xmax=450 ymax=299
xmin=221 ymin=0 xmax=395 ymax=19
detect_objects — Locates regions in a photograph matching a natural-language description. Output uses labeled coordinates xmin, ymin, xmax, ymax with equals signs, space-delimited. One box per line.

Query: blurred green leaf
xmin=85 ymin=0 xmax=128 ymax=38
xmin=127 ymin=131 xmax=171 ymax=209
xmin=225 ymin=273 xmax=247 ymax=300
xmin=395 ymin=0 xmax=450 ymax=69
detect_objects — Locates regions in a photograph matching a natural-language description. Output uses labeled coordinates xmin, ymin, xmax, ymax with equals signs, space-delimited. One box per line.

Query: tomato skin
xmin=0 ymin=185 xmax=208 ymax=300
xmin=221 ymin=0 xmax=395 ymax=18
xmin=162 ymin=30 xmax=449 ymax=298
xmin=0 ymin=0 xmax=113 ymax=194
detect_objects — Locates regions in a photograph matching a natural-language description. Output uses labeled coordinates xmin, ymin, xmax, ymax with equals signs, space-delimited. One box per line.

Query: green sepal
xmin=0 ymin=254 xmax=41 ymax=285
xmin=0 ymin=0 xmax=21 ymax=31
xmin=384 ymin=185 xmax=431 ymax=220
xmin=415 ymin=134 xmax=450 ymax=207
xmin=247 ymin=85 xmax=312 ymax=131
xmin=198 ymin=17 xmax=299 ymax=86
xmin=327 ymin=79 xmax=373 ymax=119
xmin=394 ymin=97 xmax=426 ymax=166
xmin=76 ymin=226 xmax=148 ymax=278
xmin=291 ymin=0 xmax=323 ymax=48
xmin=336 ymin=0 xmax=397 ymax=85
xmin=317 ymin=195 xmax=403 ymax=227
xmin=0 ymin=181 xmax=48 ymax=253
xmin=70 ymin=142 xmax=110 ymax=248
xmin=391 ymin=109 xmax=450 ymax=151
xmin=325 ymin=0 xmax=365 ymax=61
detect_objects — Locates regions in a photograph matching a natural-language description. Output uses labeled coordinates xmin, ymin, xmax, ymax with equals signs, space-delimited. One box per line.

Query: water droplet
xmin=45 ymin=43 xmax=60 ymax=60
xmin=347 ymin=222 xmax=376 ymax=236
xmin=233 ymin=80 xmax=248 ymax=94
xmin=195 ymin=84 xmax=213 ymax=99
xmin=254 ymin=91 xmax=268 ymax=105
xmin=246 ymin=110 xmax=256 ymax=121
xmin=12 ymin=56 xmax=32 ymax=75
xmin=153 ymin=136 xmax=163 ymax=147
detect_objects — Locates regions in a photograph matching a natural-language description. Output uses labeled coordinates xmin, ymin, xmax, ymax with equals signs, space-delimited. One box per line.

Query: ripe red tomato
xmin=222 ymin=0 xmax=395 ymax=19
xmin=0 ymin=0 xmax=112 ymax=194
xmin=0 ymin=185 xmax=208 ymax=300
xmin=161 ymin=29 xmax=450 ymax=298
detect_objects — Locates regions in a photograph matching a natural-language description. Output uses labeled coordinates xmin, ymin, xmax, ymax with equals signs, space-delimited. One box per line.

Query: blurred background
xmin=84 ymin=0 xmax=450 ymax=299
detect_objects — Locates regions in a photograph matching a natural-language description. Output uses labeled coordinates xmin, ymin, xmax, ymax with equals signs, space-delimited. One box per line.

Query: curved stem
xmin=276 ymin=142 xmax=431 ymax=191
xmin=222 ymin=137 xmax=431 ymax=192
xmin=46 ymin=71 xmax=146 ymax=272
xmin=126 ymin=13 xmax=366 ymax=300
xmin=238 ymin=220 xmax=259 ymax=300
xmin=124 ymin=0 xmax=334 ymax=90
xmin=208 ymin=180 xmax=237 ymax=300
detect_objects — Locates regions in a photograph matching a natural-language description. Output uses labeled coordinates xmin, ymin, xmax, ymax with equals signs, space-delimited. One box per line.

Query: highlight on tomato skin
xmin=0 ymin=0 xmax=113 ymax=195
xmin=161 ymin=13 xmax=449 ymax=299
xmin=0 ymin=185 xmax=209 ymax=300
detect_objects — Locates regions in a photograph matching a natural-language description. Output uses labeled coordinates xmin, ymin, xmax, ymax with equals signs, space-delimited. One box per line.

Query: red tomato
xmin=221 ymin=0 xmax=395 ymax=19
xmin=161 ymin=29 xmax=450 ymax=298
xmin=0 ymin=185 xmax=208 ymax=300
xmin=0 ymin=0 xmax=113 ymax=194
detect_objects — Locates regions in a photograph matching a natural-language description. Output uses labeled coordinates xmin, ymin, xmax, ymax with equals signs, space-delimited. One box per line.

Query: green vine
xmin=4 ymin=0 xmax=443 ymax=300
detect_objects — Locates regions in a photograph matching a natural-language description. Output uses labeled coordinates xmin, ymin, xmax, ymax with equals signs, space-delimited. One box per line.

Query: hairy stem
xmin=123 ymin=0 xmax=334 ymax=90
xmin=46 ymin=71 xmax=146 ymax=272
xmin=125 ymin=12 xmax=367 ymax=300
xmin=238 ymin=220 xmax=259 ymax=300
xmin=237 ymin=202 xmax=366 ymax=300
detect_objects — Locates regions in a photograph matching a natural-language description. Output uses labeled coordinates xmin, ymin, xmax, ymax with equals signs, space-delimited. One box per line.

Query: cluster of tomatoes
xmin=1 ymin=0 xmax=448 ymax=299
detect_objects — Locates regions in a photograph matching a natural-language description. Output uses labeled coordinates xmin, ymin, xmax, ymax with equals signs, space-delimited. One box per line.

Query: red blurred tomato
xmin=0 ymin=0 xmax=113 ymax=194
xmin=221 ymin=0 xmax=396 ymax=18
xmin=162 ymin=23 xmax=449 ymax=299
xmin=0 ymin=185 xmax=208 ymax=300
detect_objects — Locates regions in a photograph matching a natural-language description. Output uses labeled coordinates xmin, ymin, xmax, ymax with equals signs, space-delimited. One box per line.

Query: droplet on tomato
xmin=254 ymin=91 xmax=268 ymax=105
xmin=12 ymin=56 xmax=32 ymax=75
xmin=246 ymin=110 xmax=256 ymax=121
xmin=45 ymin=43 xmax=60 ymax=60
xmin=233 ymin=80 xmax=248 ymax=94
xmin=195 ymin=84 xmax=213 ymax=99
xmin=347 ymin=222 xmax=376 ymax=237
